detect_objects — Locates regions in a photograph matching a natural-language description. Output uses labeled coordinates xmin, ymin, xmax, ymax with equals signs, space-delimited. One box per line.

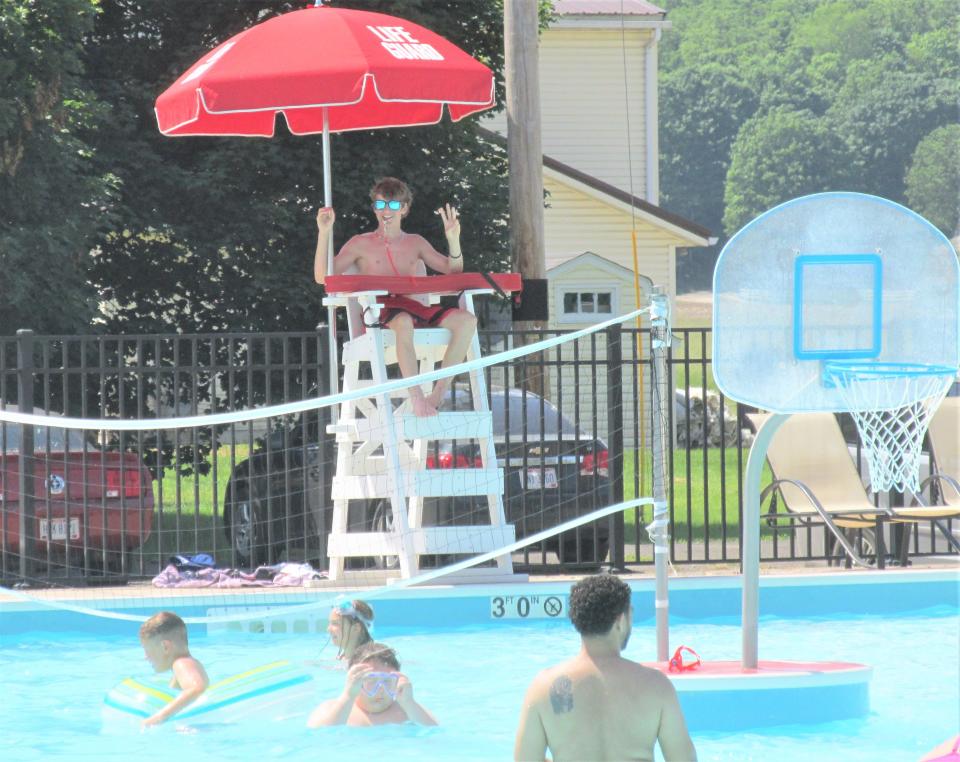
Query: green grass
xmin=137 ymin=445 xmax=249 ymax=563
xmin=620 ymin=446 xmax=776 ymax=545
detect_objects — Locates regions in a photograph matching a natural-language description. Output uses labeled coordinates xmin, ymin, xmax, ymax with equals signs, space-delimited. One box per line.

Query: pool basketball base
xmin=693 ymin=192 xmax=960 ymax=727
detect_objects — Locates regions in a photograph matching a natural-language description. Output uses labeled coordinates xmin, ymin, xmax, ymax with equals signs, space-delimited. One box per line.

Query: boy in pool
xmin=139 ymin=611 xmax=209 ymax=727
xmin=327 ymin=599 xmax=375 ymax=661
xmin=313 ymin=177 xmax=476 ymax=417
xmin=306 ymin=642 xmax=438 ymax=728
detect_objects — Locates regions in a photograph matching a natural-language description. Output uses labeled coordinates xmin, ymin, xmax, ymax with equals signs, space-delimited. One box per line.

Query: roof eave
xmin=550 ymin=17 xmax=671 ymax=31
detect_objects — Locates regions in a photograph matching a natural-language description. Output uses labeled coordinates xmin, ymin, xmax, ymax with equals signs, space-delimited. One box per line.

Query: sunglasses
xmin=360 ymin=671 xmax=400 ymax=698
xmin=373 ymin=199 xmax=403 ymax=211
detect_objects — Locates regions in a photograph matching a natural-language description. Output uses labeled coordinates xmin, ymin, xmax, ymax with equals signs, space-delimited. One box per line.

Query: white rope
xmin=0 ymin=306 xmax=650 ymax=431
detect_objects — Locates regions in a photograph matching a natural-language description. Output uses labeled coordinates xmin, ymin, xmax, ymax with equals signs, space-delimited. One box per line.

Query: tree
xmin=723 ymin=106 xmax=846 ymax=235
xmin=826 ymin=53 xmax=954 ymax=201
xmin=657 ymin=0 xmax=960 ymax=290
xmin=0 ymin=0 xmax=110 ymax=333
xmin=905 ymin=124 xmax=960 ymax=237
xmin=660 ymin=64 xmax=758 ymax=288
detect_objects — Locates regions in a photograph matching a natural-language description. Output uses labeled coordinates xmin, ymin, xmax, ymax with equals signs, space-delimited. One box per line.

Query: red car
xmin=0 ymin=420 xmax=154 ymax=560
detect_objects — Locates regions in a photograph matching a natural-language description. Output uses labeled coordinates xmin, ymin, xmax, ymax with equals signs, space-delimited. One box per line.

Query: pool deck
xmin=2 ymin=555 xmax=956 ymax=603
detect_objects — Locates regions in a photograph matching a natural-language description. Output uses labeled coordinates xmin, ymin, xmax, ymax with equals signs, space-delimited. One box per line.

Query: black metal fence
xmin=1 ymin=323 xmax=956 ymax=584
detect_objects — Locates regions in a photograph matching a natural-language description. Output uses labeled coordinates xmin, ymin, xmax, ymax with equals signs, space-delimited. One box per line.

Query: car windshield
xmin=0 ymin=422 xmax=90 ymax=453
xmin=441 ymin=390 xmax=579 ymax=437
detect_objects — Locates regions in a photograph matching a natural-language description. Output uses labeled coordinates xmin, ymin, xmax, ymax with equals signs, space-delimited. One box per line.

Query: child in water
xmin=327 ymin=599 xmax=375 ymax=661
xmin=138 ymin=611 xmax=209 ymax=727
xmin=307 ymin=642 xmax=437 ymax=728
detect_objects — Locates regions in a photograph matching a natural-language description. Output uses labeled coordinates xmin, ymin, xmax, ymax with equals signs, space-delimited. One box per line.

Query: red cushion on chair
xmin=325 ymin=273 xmax=522 ymax=296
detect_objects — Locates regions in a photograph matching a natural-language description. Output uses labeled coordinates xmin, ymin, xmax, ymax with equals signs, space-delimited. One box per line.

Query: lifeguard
xmin=314 ymin=176 xmax=477 ymax=417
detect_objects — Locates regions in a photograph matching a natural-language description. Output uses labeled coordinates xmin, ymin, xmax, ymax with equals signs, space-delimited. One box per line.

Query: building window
xmin=561 ymin=290 xmax=613 ymax=319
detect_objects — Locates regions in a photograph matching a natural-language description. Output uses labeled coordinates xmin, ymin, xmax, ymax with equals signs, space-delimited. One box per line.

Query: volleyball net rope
xmin=0 ymin=305 xmax=669 ymax=625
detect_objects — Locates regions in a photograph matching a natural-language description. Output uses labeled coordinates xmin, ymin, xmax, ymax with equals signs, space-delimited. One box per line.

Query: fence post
xmin=606 ymin=322 xmax=625 ymax=570
xmin=16 ymin=329 xmax=36 ymax=579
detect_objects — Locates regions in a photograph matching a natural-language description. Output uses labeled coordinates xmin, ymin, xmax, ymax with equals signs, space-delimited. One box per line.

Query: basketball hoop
xmin=822 ymin=361 xmax=957 ymax=494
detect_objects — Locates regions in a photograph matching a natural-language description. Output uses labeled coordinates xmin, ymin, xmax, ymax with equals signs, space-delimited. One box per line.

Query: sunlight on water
xmin=1 ymin=608 xmax=957 ymax=761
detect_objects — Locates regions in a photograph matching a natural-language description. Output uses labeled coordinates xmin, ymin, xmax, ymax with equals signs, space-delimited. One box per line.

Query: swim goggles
xmin=668 ymin=645 xmax=701 ymax=673
xmin=334 ymin=600 xmax=374 ymax=634
xmin=374 ymin=199 xmax=403 ymax=211
xmin=360 ymin=671 xmax=399 ymax=698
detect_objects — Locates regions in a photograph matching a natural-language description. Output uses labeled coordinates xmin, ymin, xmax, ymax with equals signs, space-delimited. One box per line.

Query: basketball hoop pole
xmin=741 ymin=413 xmax=788 ymax=668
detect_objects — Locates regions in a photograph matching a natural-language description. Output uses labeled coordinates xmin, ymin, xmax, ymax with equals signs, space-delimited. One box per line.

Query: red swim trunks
xmin=372 ymin=295 xmax=456 ymax=328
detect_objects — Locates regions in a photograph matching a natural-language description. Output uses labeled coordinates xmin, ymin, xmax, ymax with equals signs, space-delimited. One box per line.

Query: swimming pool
xmin=1 ymin=571 xmax=957 ymax=761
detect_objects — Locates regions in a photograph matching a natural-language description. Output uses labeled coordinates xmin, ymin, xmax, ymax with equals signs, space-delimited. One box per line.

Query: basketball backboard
xmin=713 ymin=192 xmax=959 ymax=412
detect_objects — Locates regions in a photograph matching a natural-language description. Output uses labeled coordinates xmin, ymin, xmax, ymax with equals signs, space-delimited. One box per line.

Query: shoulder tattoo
xmin=549 ymin=676 xmax=574 ymax=714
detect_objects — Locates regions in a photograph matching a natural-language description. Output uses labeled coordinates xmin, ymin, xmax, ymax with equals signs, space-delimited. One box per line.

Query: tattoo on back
xmin=549 ymin=676 xmax=574 ymax=714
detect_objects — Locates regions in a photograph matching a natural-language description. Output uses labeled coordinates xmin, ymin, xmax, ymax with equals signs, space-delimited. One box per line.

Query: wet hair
xmin=339 ymin=599 xmax=374 ymax=645
xmin=568 ymin=575 xmax=631 ymax=636
xmin=139 ymin=611 xmax=188 ymax=644
xmin=349 ymin=641 xmax=400 ymax=671
xmin=369 ymin=177 xmax=413 ymax=208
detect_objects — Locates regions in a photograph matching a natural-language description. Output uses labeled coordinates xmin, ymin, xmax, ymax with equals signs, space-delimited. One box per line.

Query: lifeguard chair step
xmin=328 ymin=411 xmax=493 ymax=442
xmin=331 ymin=468 xmax=504 ymax=500
xmin=327 ymin=525 xmax=516 ymax=557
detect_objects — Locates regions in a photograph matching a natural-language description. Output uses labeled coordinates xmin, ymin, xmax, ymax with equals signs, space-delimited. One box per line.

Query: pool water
xmin=1 ymin=607 xmax=957 ymax=761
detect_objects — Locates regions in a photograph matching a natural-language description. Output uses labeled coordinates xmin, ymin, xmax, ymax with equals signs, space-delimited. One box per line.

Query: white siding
xmin=543 ymin=176 xmax=678 ymax=305
xmin=484 ymin=27 xmax=653 ymax=198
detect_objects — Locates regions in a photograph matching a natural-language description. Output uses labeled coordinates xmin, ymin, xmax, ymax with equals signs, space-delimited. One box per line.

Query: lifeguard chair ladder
xmin=322 ymin=276 xmax=519 ymax=583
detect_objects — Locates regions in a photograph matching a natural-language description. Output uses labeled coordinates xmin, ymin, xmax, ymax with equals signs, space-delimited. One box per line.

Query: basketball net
xmin=823 ymin=362 xmax=956 ymax=494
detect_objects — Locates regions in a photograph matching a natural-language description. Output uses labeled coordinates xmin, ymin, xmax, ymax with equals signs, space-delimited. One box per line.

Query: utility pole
xmin=505 ymin=0 xmax=546 ymax=396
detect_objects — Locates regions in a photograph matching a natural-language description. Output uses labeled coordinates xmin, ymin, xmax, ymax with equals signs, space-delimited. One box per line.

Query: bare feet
xmin=411 ymin=393 xmax=438 ymax=417
xmin=426 ymin=381 xmax=450 ymax=411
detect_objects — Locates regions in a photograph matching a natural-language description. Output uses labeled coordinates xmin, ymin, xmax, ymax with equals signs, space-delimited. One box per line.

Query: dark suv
xmin=222 ymin=388 xmax=611 ymax=567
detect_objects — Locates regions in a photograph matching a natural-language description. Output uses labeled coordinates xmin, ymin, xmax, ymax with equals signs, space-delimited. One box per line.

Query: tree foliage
xmin=0 ymin=0 xmax=109 ymax=333
xmin=660 ymin=0 xmax=960 ymax=289
xmin=905 ymin=124 xmax=960 ymax=237
xmin=723 ymin=107 xmax=846 ymax=234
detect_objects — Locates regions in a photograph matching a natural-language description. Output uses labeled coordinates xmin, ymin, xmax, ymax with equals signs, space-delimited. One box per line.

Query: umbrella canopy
xmin=155 ymin=4 xmax=495 ymax=137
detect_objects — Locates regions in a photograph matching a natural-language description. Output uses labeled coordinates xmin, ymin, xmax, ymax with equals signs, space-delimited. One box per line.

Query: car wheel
xmin=369 ymin=500 xmax=400 ymax=571
xmin=227 ymin=478 xmax=270 ymax=567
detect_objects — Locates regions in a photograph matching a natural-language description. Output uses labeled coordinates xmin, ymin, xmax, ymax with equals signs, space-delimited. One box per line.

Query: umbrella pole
xmin=322 ymin=108 xmax=340 ymax=413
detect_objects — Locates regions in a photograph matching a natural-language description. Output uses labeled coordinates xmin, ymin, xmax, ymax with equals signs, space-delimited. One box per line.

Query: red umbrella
xmin=155 ymin=3 xmax=495 ymax=137
xmin=154 ymin=2 xmax=497 ymax=388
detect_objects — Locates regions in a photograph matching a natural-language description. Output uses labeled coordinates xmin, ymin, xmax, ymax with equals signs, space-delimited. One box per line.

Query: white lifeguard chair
xmin=322 ymin=271 xmax=521 ymax=583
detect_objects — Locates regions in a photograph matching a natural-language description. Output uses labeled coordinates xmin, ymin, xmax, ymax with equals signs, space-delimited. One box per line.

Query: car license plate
xmin=39 ymin=518 xmax=80 ymax=541
xmin=526 ymin=467 xmax=558 ymax=489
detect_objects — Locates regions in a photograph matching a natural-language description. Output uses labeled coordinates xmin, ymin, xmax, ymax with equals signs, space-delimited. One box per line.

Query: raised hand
xmin=316 ymin=206 xmax=336 ymax=233
xmin=436 ymin=203 xmax=460 ymax=239
xmin=394 ymin=673 xmax=415 ymax=710
xmin=344 ymin=663 xmax=372 ymax=699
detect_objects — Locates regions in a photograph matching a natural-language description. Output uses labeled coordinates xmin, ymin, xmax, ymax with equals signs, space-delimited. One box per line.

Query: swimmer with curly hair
xmin=514 ymin=575 xmax=696 ymax=762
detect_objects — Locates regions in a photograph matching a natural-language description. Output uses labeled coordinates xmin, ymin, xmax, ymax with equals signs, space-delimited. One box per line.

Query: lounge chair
xmin=748 ymin=412 xmax=960 ymax=568
xmin=914 ymin=397 xmax=960 ymax=553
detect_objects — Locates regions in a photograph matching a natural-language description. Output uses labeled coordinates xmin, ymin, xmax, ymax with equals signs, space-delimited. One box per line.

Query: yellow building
xmin=484 ymin=1 xmax=713 ymax=442
xmin=484 ymin=0 xmax=713 ymax=324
